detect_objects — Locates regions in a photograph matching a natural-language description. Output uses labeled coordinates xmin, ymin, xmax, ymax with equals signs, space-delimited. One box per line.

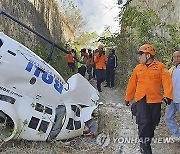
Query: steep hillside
xmin=0 ymin=0 xmax=76 ymax=79
xmin=0 ymin=0 xmax=75 ymax=50
xmin=130 ymin=0 xmax=179 ymax=24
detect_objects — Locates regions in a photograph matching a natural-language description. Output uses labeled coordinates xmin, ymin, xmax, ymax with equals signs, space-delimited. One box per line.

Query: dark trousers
xmin=96 ymin=69 xmax=106 ymax=91
xmin=87 ymin=65 xmax=93 ymax=80
xmin=106 ymin=67 xmax=115 ymax=87
xmin=135 ymin=97 xmax=161 ymax=143
xmin=93 ymin=64 xmax=96 ymax=79
xmin=68 ymin=62 xmax=75 ymax=72
xmin=78 ymin=66 xmax=86 ymax=77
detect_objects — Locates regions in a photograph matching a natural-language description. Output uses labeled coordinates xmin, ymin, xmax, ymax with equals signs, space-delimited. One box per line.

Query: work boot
xmin=140 ymin=143 xmax=152 ymax=154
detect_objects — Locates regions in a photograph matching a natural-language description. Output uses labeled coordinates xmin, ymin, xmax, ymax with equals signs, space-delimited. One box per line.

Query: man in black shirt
xmin=104 ymin=49 xmax=117 ymax=87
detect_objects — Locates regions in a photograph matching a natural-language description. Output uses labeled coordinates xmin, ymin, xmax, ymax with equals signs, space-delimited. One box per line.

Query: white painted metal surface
xmin=0 ymin=32 xmax=99 ymax=142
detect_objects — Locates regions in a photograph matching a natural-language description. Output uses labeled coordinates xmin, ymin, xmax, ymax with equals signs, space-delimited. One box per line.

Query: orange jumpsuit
xmin=66 ymin=53 xmax=74 ymax=63
xmin=94 ymin=52 xmax=108 ymax=91
xmin=94 ymin=52 xmax=107 ymax=69
xmin=125 ymin=60 xmax=173 ymax=103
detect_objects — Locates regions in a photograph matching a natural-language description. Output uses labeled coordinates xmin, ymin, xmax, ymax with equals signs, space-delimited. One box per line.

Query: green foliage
xmin=32 ymin=44 xmax=75 ymax=80
xmin=74 ymin=32 xmax=98 ymax=51
xmin=49 ymin=51 xmax=75 ymax=80
xmin=13 ymin=128 xmax=20 ymax=135
xmin=23 ymin=119 xmax=28 ymax=126
xmin=33 ymin=45 xmax=49 ymax=60
xmin=31 ymin=103 xmax=36 ymax=108
xmin=160 ymin=0 xmax=174 ymax=11
xmin=37 ymin=131 xmax=45 ymax=136
xmin=103 ymin=2 xmax=179 ymax=87
xmin=58 ymin=0 xmax=86 ymax=33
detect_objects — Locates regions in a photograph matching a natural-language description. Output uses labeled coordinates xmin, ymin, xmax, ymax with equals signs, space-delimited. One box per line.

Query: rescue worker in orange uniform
xmin=125 ymin=44 xmax=173 ymax=154
xmin=66 ymin=50 xmax=75 ymax=72
xmin=94 ymin=45 xmax=108 ymax=92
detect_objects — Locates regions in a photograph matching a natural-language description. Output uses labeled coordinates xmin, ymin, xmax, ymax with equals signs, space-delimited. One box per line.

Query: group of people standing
xmin=66 ymin=44 xmax=117 ymax=92
xmin=66 ymin=43 xmax=180 ymax=154
xmin=94 ymin=44 xmax=117 ymax=92
xmin=125 ymin=44 xmax=180 ymax=154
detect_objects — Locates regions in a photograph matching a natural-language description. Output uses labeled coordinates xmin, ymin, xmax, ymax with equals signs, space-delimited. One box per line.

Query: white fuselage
xmin=0 ymin=32 xmax=99 ymax=142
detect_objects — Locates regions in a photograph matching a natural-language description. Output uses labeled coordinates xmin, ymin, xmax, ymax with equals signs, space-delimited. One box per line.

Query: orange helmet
xmin=139 ymin=44 xmax=156 ymax=56
xmin=98 ymin=44 xmax=104 ymax=49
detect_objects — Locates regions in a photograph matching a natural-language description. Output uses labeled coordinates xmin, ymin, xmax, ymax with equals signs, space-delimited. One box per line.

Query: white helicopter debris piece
xmin=0 ymin=32 xmax=99 ymax=142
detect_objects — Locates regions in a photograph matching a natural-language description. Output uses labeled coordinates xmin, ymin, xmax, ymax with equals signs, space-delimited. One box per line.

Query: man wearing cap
xmin=94 ymin=45 xmax=108 ymax=92
xmin=125 ymin=44 xmax=173 ymax=154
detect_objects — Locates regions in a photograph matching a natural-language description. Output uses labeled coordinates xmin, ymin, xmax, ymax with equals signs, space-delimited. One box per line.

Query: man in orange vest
xmin=94 ymin=45 xmax=107 ymax=92
xmin=125 ymin=44 xmax=173 ymax=154
xmin=66 ymin=50 xmax=75 ymax=72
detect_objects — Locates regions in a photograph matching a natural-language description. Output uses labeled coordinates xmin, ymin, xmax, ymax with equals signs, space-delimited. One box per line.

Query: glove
xmin=125 ymin=101 xmax=130 ymax=106
xmin=163 ymin=97 xmax=172 ymax=105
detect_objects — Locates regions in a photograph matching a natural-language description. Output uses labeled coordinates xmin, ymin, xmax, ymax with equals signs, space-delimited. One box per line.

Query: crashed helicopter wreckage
xmin=0 ymin=32 xmax=100 ymax=142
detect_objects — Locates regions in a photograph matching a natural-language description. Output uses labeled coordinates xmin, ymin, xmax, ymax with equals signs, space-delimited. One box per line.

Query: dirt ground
xmin=0 ymin=79 xmax=180 ymax=154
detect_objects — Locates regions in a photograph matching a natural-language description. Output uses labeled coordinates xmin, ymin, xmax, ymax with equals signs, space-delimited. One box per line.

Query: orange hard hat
xmin=139 ymin=44 xmax=156 ymax=56
xmin=98 ymin=44 xmax=104 ymax=49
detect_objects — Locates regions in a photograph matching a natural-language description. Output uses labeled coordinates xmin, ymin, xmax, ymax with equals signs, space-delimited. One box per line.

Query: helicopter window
xmin=38 ymin=120 xmax=49 ymax=133
xmin=45 ymin=107 xmax=52 ymax=115
xmin=7 ymin=50 xmax=16 ymax=56
xmin=71 ymin=105 xmax=80 ymax=117
xmin=66 ymin=118 xmax=74 ymax=130
xmin=28 ymin=116 xmax=40 ymax=130
xmin=0 ymin=39 xmax=3 ymax=47
xmin=0 ymin=94 xmax=16 ymax=104
xmin=0 ymin=111 xmax=15 ymax=140
xmin=66 ymin=118 xmax=81 ymax=130
xmin=35 ymin=103 xmax=52 ymax=115
xmin=35 ymin=103 xmax=44 ymax=112
xmin=74 ymin=121 xmax=81 ymax=130
xmin=76 ymin=108 xmax=80 ymax=117
xmin=71 ymin=105 xmax=77 ymax=112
